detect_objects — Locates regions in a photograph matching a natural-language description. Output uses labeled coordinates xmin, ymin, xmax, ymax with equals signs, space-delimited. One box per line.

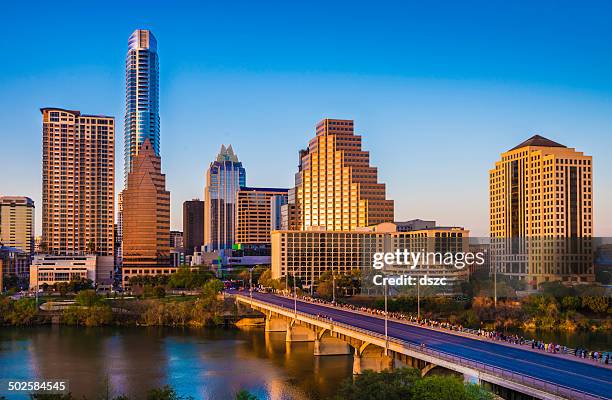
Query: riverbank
xmin=0 ymin=282 xmax=239 ymax=328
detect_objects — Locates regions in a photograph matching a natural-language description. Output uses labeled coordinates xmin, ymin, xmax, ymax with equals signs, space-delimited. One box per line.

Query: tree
xmin=153 ymin=286 xmax=166 ymax=299
xmin=411 ymin=376 xmax=471 ymax=400
xmin=201 ymin=279 xmax=224 ymax=299
xmin=561 ymin=296 xmax=581 ymax=311
xmin=75 ymin=289 xmax=101 ymax=307
xmin=7 ymin=298 xmax=38 ymax=325
xmin=335 ymin=368 xmax=421 ymax=400
xmin=235 ymin=390 xmax=258 ymax=400
xmin=146 ymin=385 xmax=193 ymax=400
xmin=582 ymin=296 xmax=609 ymax=314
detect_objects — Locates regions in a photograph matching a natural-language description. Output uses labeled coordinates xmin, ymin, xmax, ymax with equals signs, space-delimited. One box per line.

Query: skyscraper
xmin=124 ymin=29 xmax=160 ymax=183
xmin=296 ymin=118 xmax=394 ymax=230
xmin=41 ymin=108 xmax=115 ymax=256
xmin=489 ymin=135 xmax=594 ymax=287
xmin=122 ymin=139 xmax=171 ymax=285
xmin=183 ymin=199 xmax=204 ymax=255
xmin=0 ymin=196 xmax=35 ymax=255
xmin=204 ymin=145 xmax=246 ymax=251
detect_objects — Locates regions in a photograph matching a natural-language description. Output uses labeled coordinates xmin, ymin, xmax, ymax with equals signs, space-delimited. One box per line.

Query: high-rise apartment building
xmin=297 ymin=119 xmax=394 ymax=231
xmin=41 ymin=108 xmax=115 ymax=256
xmin=236 ymin=187 xmax=288 ymax=246
xmin=489 ymin=135 xmax=594 ymax=287
xmin=183 ymin=199 xmax=204 ymax=255
xmin=0 ymin=197 xmax=35 ymax=255
xmin=124 ymin=29 xmax=160 ymax=183
xmin=204 ymin=145 xmax=246 ymax=251
xmin=122 ymin=139 xmax=171 ymax=285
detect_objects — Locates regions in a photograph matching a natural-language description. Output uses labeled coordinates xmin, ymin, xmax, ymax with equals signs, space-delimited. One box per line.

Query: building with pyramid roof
xmin=122 ymin=139 xmax=171 ymax=286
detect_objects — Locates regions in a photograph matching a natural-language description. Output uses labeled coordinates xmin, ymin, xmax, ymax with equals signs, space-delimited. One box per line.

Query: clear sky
xmin=1 ymin=0 xmax=611 ymax=236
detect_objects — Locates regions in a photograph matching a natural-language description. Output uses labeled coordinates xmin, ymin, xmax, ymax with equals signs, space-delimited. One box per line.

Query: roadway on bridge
xmin=245 ymin=292 xmax=612 ymax=399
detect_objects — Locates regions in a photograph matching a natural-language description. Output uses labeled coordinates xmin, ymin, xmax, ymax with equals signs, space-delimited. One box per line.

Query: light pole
xmin=417 ymin=273 xmax=420 ymax=321
xmin=249 ymin=266 xmax=255 ymax=304
xmin=493 ymin=262 xmax=498 ymax=308
xmin=332 ymin=273 xmax=336 ymax=304
xmin=384 ymin=278 xmax=388 ymax=355
xmin=294 ymin=276 xmax=298 ymax=317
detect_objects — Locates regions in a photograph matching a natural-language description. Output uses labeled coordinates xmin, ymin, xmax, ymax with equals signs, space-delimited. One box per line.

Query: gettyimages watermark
xmin=371 ymin=249 xmax=486 ymax=287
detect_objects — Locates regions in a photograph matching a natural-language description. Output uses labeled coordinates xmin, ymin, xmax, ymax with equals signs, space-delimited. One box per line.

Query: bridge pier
xmin=352 ymin=343 xmax=393 ymax=374
xmin=265 ymin=314 xmax=287 ymax=332
xmin=314 ymin=337 xmax=351 ymax=356
xmin=285 ymin=322 xmax=316 ymax=342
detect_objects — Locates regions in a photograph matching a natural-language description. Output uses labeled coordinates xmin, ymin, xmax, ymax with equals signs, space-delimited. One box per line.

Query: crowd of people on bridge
xmin=289 ymin=293 xmax=610 ymax=366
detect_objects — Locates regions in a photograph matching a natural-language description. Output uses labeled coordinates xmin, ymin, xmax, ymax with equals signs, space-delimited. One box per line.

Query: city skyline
xmin=1 ymin=2 xmax=612 ymax=236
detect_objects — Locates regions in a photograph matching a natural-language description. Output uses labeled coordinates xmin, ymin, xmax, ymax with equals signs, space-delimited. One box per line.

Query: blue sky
xmin=1 ymin=0 xmax=611 ymax=236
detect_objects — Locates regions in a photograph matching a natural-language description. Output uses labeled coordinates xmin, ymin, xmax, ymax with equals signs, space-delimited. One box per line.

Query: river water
xmin=0 ymin=326 xmax=352 ymax=400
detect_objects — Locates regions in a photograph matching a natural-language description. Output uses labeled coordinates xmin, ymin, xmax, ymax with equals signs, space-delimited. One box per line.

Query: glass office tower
xmin=204 ymin=145 xmax=246 ymax=251
xmin=124 ymin=29 xmax=160 ymax=183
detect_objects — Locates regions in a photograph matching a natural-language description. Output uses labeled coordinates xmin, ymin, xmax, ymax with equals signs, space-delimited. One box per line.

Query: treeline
xmin=0 ymin=279 xmax=226 ymax=328
xmin=334 ymin=368 xmax=493 ymax=400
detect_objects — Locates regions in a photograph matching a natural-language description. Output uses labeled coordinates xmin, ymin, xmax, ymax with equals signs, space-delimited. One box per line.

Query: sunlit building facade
xmin=41 ymin=108 xmax=115 ymax=256
xmin=235 ymin=187 xmax=288 ymax=246
xmin=122 ymin=139 xmax=171 ymax=285
xmin=271 ymin=224 xmax=469 ymax=288
xmin=0 ymin=196 xmax=35 ymax=255
xmin=489 ymin=135 xmax=594 ymax=287
xmin=297 ymin=119 xmax=394 ymax=231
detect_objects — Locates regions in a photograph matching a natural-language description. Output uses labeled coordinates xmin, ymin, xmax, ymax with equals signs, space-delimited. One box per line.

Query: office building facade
xmin=271 ymin=224 xmax=469 ymax=288
xmin=0 ymin=196 xmax=35 ymax=255
xmin=204 ymin=145 xmax=246 ymax=251
xmin=235 ymin=187 xmax=288 ymax=246
xmin=122 ymin=139 xmax=171 ymax=285
xmin=489 ymin=135 xmax=594 ymax=287
xmin=41 ymin=108 xmax=115 ymax=256
xmin=183 ymin=199 xmax=204 ymax=255
xmin=296 ymin=119 xmax=394 ymax=231
xmin=124 ymin=29 xmax=160 ymax=183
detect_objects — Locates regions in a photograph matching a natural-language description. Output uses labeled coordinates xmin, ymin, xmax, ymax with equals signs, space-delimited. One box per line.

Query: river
xmin=0 ymin=326 xmax=352 ymax=400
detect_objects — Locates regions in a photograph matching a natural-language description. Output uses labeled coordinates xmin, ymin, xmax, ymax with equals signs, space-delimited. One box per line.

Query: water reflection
xmin=0 ymin=326 xmax=352 ymax=399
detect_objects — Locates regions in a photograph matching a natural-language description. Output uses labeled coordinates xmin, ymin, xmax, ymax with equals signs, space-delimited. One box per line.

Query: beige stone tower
xmin=297 ymin=118 xmax=394 ymax=231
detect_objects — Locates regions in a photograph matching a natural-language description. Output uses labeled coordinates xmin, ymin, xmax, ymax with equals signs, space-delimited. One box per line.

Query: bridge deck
xmin=240 ymin=292 xmax=612 ymax=400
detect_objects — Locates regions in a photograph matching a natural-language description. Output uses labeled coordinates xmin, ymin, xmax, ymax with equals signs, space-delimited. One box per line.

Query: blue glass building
xmin=124 ymin=29 xmax=160 ymax=184
xmin=204 ymin=145 xmax=246 ymax=251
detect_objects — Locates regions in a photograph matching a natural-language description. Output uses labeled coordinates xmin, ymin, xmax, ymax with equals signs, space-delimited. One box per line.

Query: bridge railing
xmin=239 ymin=294 xmax=607 ymax=400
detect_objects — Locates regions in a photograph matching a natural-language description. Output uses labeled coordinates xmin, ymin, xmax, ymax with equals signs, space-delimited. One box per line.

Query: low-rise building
xmin=30 ymin=255 xmax=113 ymax=289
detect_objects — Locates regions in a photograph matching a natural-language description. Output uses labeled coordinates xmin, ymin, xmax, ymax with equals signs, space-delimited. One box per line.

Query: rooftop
xmin=510 ymin=135 xmax=566 ymax=151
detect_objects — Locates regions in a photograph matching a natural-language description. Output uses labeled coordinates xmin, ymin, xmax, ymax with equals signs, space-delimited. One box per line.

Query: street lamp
xmin=294 ymin=276 xmax=298 ymax=317
xmin=332 ymin=273 xmax=336 ymax=304
xmin=417 ymin=273 xmax=420 ymax=321
xmin=249 ymin=266 xmax=255 ymax=304
xmin=384 ymin=277 xmax=388 ymax=356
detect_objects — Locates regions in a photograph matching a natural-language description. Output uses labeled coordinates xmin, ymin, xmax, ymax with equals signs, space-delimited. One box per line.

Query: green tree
xmin=146 ymin=385 xmax=193 ymax=400
xmin=411 ymin=376 xmax=471 ymax=400
xmin=335 ymin=368 xmax=421 ymax=400
xmin=153 ymin=286 xmax=166 ymax=298
xmin=75 ymin=289 xmax=101 ymax=307
xmin=561 ymin=296 xmax=581 ymax=311
xmin=235 ymin=390 xmax=258 ymax=400
xmin=582 ymin=296 xmax=609 ymax=313
xmin=7 ymin=298 xmax=38 ymax=325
